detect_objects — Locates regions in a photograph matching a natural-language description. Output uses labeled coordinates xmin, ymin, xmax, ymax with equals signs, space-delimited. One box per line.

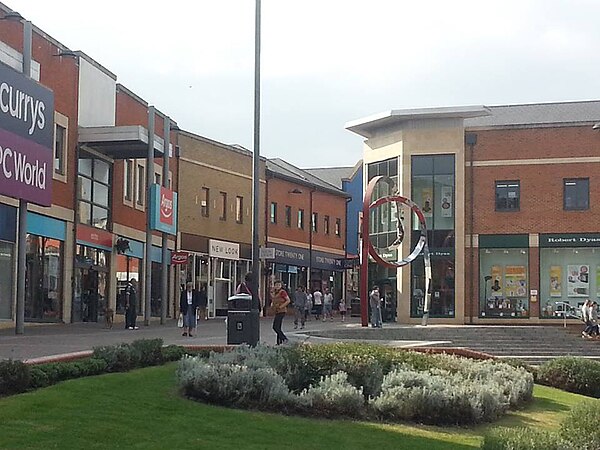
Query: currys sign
xmin=149 ymin=183 xmax=178 ymax=235
xmin=0 ymin=62 xmax=54 ymax=206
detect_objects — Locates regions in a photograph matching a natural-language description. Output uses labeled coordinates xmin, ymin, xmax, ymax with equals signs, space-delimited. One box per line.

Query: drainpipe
xmin=466 ymin=133 xmax=477 ymax=324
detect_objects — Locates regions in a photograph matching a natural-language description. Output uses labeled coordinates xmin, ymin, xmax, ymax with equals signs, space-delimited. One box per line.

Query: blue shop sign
xmin=27 ymin=212 xmax=66 ymax=241
xmin=271 ymin=243 xmax=309 ymax=267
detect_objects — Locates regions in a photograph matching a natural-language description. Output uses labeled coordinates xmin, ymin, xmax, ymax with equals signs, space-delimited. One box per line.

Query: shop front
xmin=312 ymin=250 xmax=345 ymax=302
xmin=540 ymin=233 xmax=600 ymax=319
xmin=115 ymin=238 xmax=144 ymax=316
xmin=479 ymin=235 xmax=530 ymax=319
xmin=25 ymin=213 xmax=67 ymax=322
xmin=0 ymin=204 xmax=17 ymax=320
xmin=270 ymin=243 xmax=310 ymax=293
xmin=73 ymin=225 xmax=112 ymax=323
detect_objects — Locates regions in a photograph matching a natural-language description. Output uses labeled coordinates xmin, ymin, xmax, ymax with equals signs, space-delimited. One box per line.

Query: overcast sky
xmin=12 ymin=0 xmax=600 ymax=167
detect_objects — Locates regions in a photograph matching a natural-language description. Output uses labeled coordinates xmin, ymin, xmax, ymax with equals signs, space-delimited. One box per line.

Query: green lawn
xmin=0 ymin=364 xmax=587 ymax=449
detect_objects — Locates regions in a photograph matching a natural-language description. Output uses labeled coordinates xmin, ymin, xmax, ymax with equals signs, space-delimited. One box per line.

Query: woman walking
xmin=271 ymin=280 xmax=291 ymax=345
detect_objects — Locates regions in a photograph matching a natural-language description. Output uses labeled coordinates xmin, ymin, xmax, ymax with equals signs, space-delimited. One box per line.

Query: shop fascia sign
xmin=149 ymin=184 xmax=178 ymax=235
xmin=170 ymin=251 xmax=189 ymax=265
xmin=0 ymin=62 xmax=54 ymax=206
xmin=209 ymin=239 xmax=239 ymax=260
xmin=541 ymin=234 xmax=600 ymax=247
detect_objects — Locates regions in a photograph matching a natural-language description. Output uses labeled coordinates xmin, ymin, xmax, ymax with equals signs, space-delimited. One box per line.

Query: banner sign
xmin=550 ymin=266 xmax=562 ymax=297
xmin=567 ymin=264 xmax=589 ymax=297
xmin=0 ymin=62 xmax=55 ymax=206
xmin=540 ymin=234 xmax=600 ymax=247
xmin=149 ymin=184 xmax=178 ymax=235
xmin=76 ymin=224 xmax=113 ymax=251
xmin=170 ymin=251 xmax=189 ymax=265
xmin=259 ymin=247 xmax=275 ymax=260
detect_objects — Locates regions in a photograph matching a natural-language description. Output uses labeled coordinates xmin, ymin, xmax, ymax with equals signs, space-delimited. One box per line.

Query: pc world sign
xmin=0 ymin=62 xmax=54 ymax=206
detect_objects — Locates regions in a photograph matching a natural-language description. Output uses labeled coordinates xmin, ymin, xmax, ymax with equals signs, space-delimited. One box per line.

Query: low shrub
xmin=481 ymin=427 xmax=571 ymax=450
xmin=177 ymin=356 xmax=299 ymax=412
xmin=301 ymin=371 xmax=365 ymax=418
xmin=29 ymin=358 xmax=108 ymax=389
xmin=131 ymin=339 xmax=164 ymax=367
xmin=560 ymin=400 xmax=600 ymax=450
xmin=537 ymin=357 xmax=600 ymax=398
xmin=93 ymin=343 xmax=138 ymax=372
xmin=0 ymin=360 xmax=30 ymax=396
xmin=162 ymin=345 xmax=186 ymax=362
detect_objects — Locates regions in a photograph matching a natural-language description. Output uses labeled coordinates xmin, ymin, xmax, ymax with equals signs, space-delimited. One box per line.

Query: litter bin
xmin=227 ymin=294 xmax=260 ymax=346
xmin=350 ymin=297 xmax=361 ymax=317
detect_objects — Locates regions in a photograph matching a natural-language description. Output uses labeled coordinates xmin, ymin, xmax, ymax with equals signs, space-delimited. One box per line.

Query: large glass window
xmin=411 ymin=155 xmax=455 ymax=318
xmin=25 ymin=235 xmax=63 ymax=322
xmin=540 ymin=248 xmax=600 ymax=318
xmin=495 ymin=181 xmax=520 ymax=211
xmin=78 ymin=154 xmax=111 ymax=230
xmin=116 ymin=254 xmax=141 ymax=314
xmin=0 ymin=241 xmax=13 ymax=319
xmin=564 ymin=178 xmax=589 ymax=211
xmin=479 ymin=248 xmax=529 ymax=318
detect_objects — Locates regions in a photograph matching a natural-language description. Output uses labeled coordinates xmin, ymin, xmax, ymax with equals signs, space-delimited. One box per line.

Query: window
xmin=54 ymin=124 xmax=66 ymax=175
xmin=312 ymin=212 xmax=318 ymax=233
xmin=335 ymin=218 xmax=341 ymax=237
xmin=136 ymin=163 xmax=145 ymax=206
xmin=298 ymin=209 xmax=304 ymax=229
xmin=236 ymin=196 xmax=243 ymax=224
xmin=564 ymin=178 xmax=589 ymax=210
xmin=495 ymin=180 xmax=520 ymax=211
xmin=220 ymin=192 xmax=227 ymax=220
xmin=124 ymin=160 xmax=133 ymax=202
xmin=270 ymin=202 xmax=277 ymax=224
xmin=285 ymin=206 xmax=292 ymax=227
xmin=78 ymin=155 xmax=111 ymax=230
xmin=154 ymin=173 xmax=161 ymax=185
xmin=201 ymin=187 xmax=210 ymax=217
xmin=324 ymin=215 xmax=330 ymax=234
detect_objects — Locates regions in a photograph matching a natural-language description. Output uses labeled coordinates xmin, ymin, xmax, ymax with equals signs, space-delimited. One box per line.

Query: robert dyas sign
xmin=0 ymin=62 xmax=54 ymax=206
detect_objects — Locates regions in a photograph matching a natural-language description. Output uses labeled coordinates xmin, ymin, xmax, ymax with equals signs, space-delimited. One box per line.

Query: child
xmin=338 ymin=298 xmax=347 ymax=322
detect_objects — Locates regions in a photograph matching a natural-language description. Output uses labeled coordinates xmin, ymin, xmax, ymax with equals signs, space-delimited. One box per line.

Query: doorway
xmin=73 ymin=267 xmax=108 ymax=322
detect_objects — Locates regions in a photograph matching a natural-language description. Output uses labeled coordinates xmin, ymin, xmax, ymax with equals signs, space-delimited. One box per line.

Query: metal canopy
xmin=78 ymin=125 xmax=166 ymax=159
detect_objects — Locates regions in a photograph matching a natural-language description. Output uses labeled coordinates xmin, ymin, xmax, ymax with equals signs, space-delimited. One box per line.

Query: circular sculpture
xmin=360 ymin=176 xmax=432 ymax=325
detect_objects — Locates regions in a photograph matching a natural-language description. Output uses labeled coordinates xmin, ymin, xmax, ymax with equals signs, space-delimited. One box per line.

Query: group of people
xmin=581 ymin=299 xmax=600 ymax=338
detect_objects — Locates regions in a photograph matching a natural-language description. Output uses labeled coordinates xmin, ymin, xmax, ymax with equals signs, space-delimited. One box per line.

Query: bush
xmin=162 ymin=345 xmax=186 ymax=362
xmin=537 ymin=357 xmax=600 ymax=398
xmin=131 ymin=339 xmax=164 ymax=367
xmin=301 ymin=371 xmax=365 ymax=418
xmin=560 ymin=400 xmax=600 ymax=450
xmin=177 ymin=356 xmax=300 ymax=412
xmin=482 ymin=427 xmax=571 ymax=450
xmin=29 ymin=358 xmax=108 ymax=388
xmin=93 ymin=344 xmax=138 ymax=372
xmin=0 ymin=360 xmax=30 ymax=396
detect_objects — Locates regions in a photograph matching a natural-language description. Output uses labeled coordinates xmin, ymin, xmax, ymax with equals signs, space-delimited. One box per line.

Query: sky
xmin=10 ymin=0 xmax=600 ymax=168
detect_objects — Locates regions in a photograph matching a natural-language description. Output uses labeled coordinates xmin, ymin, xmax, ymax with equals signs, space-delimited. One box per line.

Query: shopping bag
xmin=177 ymin=313 xmax=184 ymax=328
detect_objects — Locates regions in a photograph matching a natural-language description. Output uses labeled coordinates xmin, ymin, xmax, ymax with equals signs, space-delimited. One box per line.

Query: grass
xmin=0 ymin=364 xmax=588 ymax=450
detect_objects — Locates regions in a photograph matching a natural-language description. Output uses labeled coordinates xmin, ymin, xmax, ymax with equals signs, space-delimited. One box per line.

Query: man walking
xmin=125 ymin=279 xmax=139 ymax=330
xmin=293 ymin=286 xmax=308 ymax=329
xmin=370 ymin=285 xmax=382 ymax=328
xmin=323 ymin=287 xmax=334 ymax=322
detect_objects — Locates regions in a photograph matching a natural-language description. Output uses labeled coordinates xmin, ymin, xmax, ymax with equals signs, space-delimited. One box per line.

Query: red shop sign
xmin=159 ymin=186 xmax=174 ymax=226
xmin=170 ymin=251 xmax=189 ymax=265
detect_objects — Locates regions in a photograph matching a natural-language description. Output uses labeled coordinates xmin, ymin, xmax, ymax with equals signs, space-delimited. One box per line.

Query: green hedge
xmin=537 ymin=357 xmax=600 ymax=398
xmin=0 ymin=360 xmax=30 ymax=396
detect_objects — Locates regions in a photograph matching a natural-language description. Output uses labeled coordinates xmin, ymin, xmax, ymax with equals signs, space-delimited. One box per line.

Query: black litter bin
xmin=227 ymin=294 xmax=260 ymax=346
xmin=350 ymin=297 xmax=361 ymax=317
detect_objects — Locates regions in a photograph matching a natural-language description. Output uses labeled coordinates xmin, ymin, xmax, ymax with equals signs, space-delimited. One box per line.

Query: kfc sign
xmin=150 ymin=183 xmax=178 ymax=235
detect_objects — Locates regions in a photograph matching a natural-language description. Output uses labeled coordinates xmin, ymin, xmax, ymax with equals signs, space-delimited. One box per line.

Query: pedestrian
xmin=304 ymin=291 xmax=312 ymax=323
xmin=582 ymin=299 xmax=594 ymax=338
xmin=124 ymin=279 xmax=139 ymax=330
xmin=370 ymin=285 xmax=382 ymax=328
xmin=338 ymin=297 xmax=347 ymax=322
xmin=312 ymin=288 xmax=323 ymax=320
xmin=198 ymin=283 xmax=208 ymax=320
xmin=271 ymin=280 xmax=291 ymax=345
xmin=323 ymin=287 xmax=334 ymax=322
xmin=591 ymin=302 xmax=600 ymax=337
xmin=180 ymin=282 xmax=199 ymax=337
xmin=293 ymin=286 xmax=308 ymax=329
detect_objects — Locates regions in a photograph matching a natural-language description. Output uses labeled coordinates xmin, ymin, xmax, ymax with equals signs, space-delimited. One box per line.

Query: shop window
xmin=312 ymin=212 xmax=318 ymax=233
xmin=124 ymin=160 xmax=133 ymax=203
xmin=116 ymin=254 xmax=141 ymax=314
xmin=298 ymin=209 xmax=304 ymax=229
xmin=136 ymin=163 xmax=145 ymax=206
xmin=495 ymin=181 xmax=520 ymax=211
xmin=270 ymin=202 xmax=277 ymax=224
xmin=324 ymin=215 xmax=330 ymax=234
xmin=335 ymin=218 xmax=341 ymax=237
xmin=564 ymin=178 xmax=589 ymax=211
xmin=201 ymin=187 xmax=210 ymax=217
xmin=540 ymin=247 xmax=600 ymax=318
xmin=220 ymin=192 xmax=227 ymax=221
xmin=479 ymin=248 xmax=529 ymax=318
xmin=0 ymin=240 xmax=14 ymax=319
xmin=236 ymin=196 xmax=244 ymax=224
xmin=285 ymin=205 xmax=292 ymax=227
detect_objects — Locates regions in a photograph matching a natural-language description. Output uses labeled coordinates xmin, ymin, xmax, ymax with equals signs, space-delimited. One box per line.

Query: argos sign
xmin=150 ymin=183 xmax=178 ymax=234
xmin=0 ymin=62 xmax=54 ymax=206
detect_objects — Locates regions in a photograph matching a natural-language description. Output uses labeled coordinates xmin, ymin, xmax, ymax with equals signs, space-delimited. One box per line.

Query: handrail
xmin=553 ymin=301 xmax=581 ymax=328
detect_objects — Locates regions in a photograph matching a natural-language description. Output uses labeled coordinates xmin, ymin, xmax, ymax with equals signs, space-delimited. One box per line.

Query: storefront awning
xmin=78 ymin=125 xmax=168 ymax=159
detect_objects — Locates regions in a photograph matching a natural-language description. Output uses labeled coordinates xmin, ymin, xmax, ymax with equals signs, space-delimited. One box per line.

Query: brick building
xmin=265 ymin=158 xmax=349 ymax=302
xmin=347 ymin=100 xmax=600 ymax=324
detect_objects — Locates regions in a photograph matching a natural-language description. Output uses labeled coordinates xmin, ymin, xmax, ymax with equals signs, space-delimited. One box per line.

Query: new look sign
xmin=0 ymin=62 xmax=54 ymax=206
